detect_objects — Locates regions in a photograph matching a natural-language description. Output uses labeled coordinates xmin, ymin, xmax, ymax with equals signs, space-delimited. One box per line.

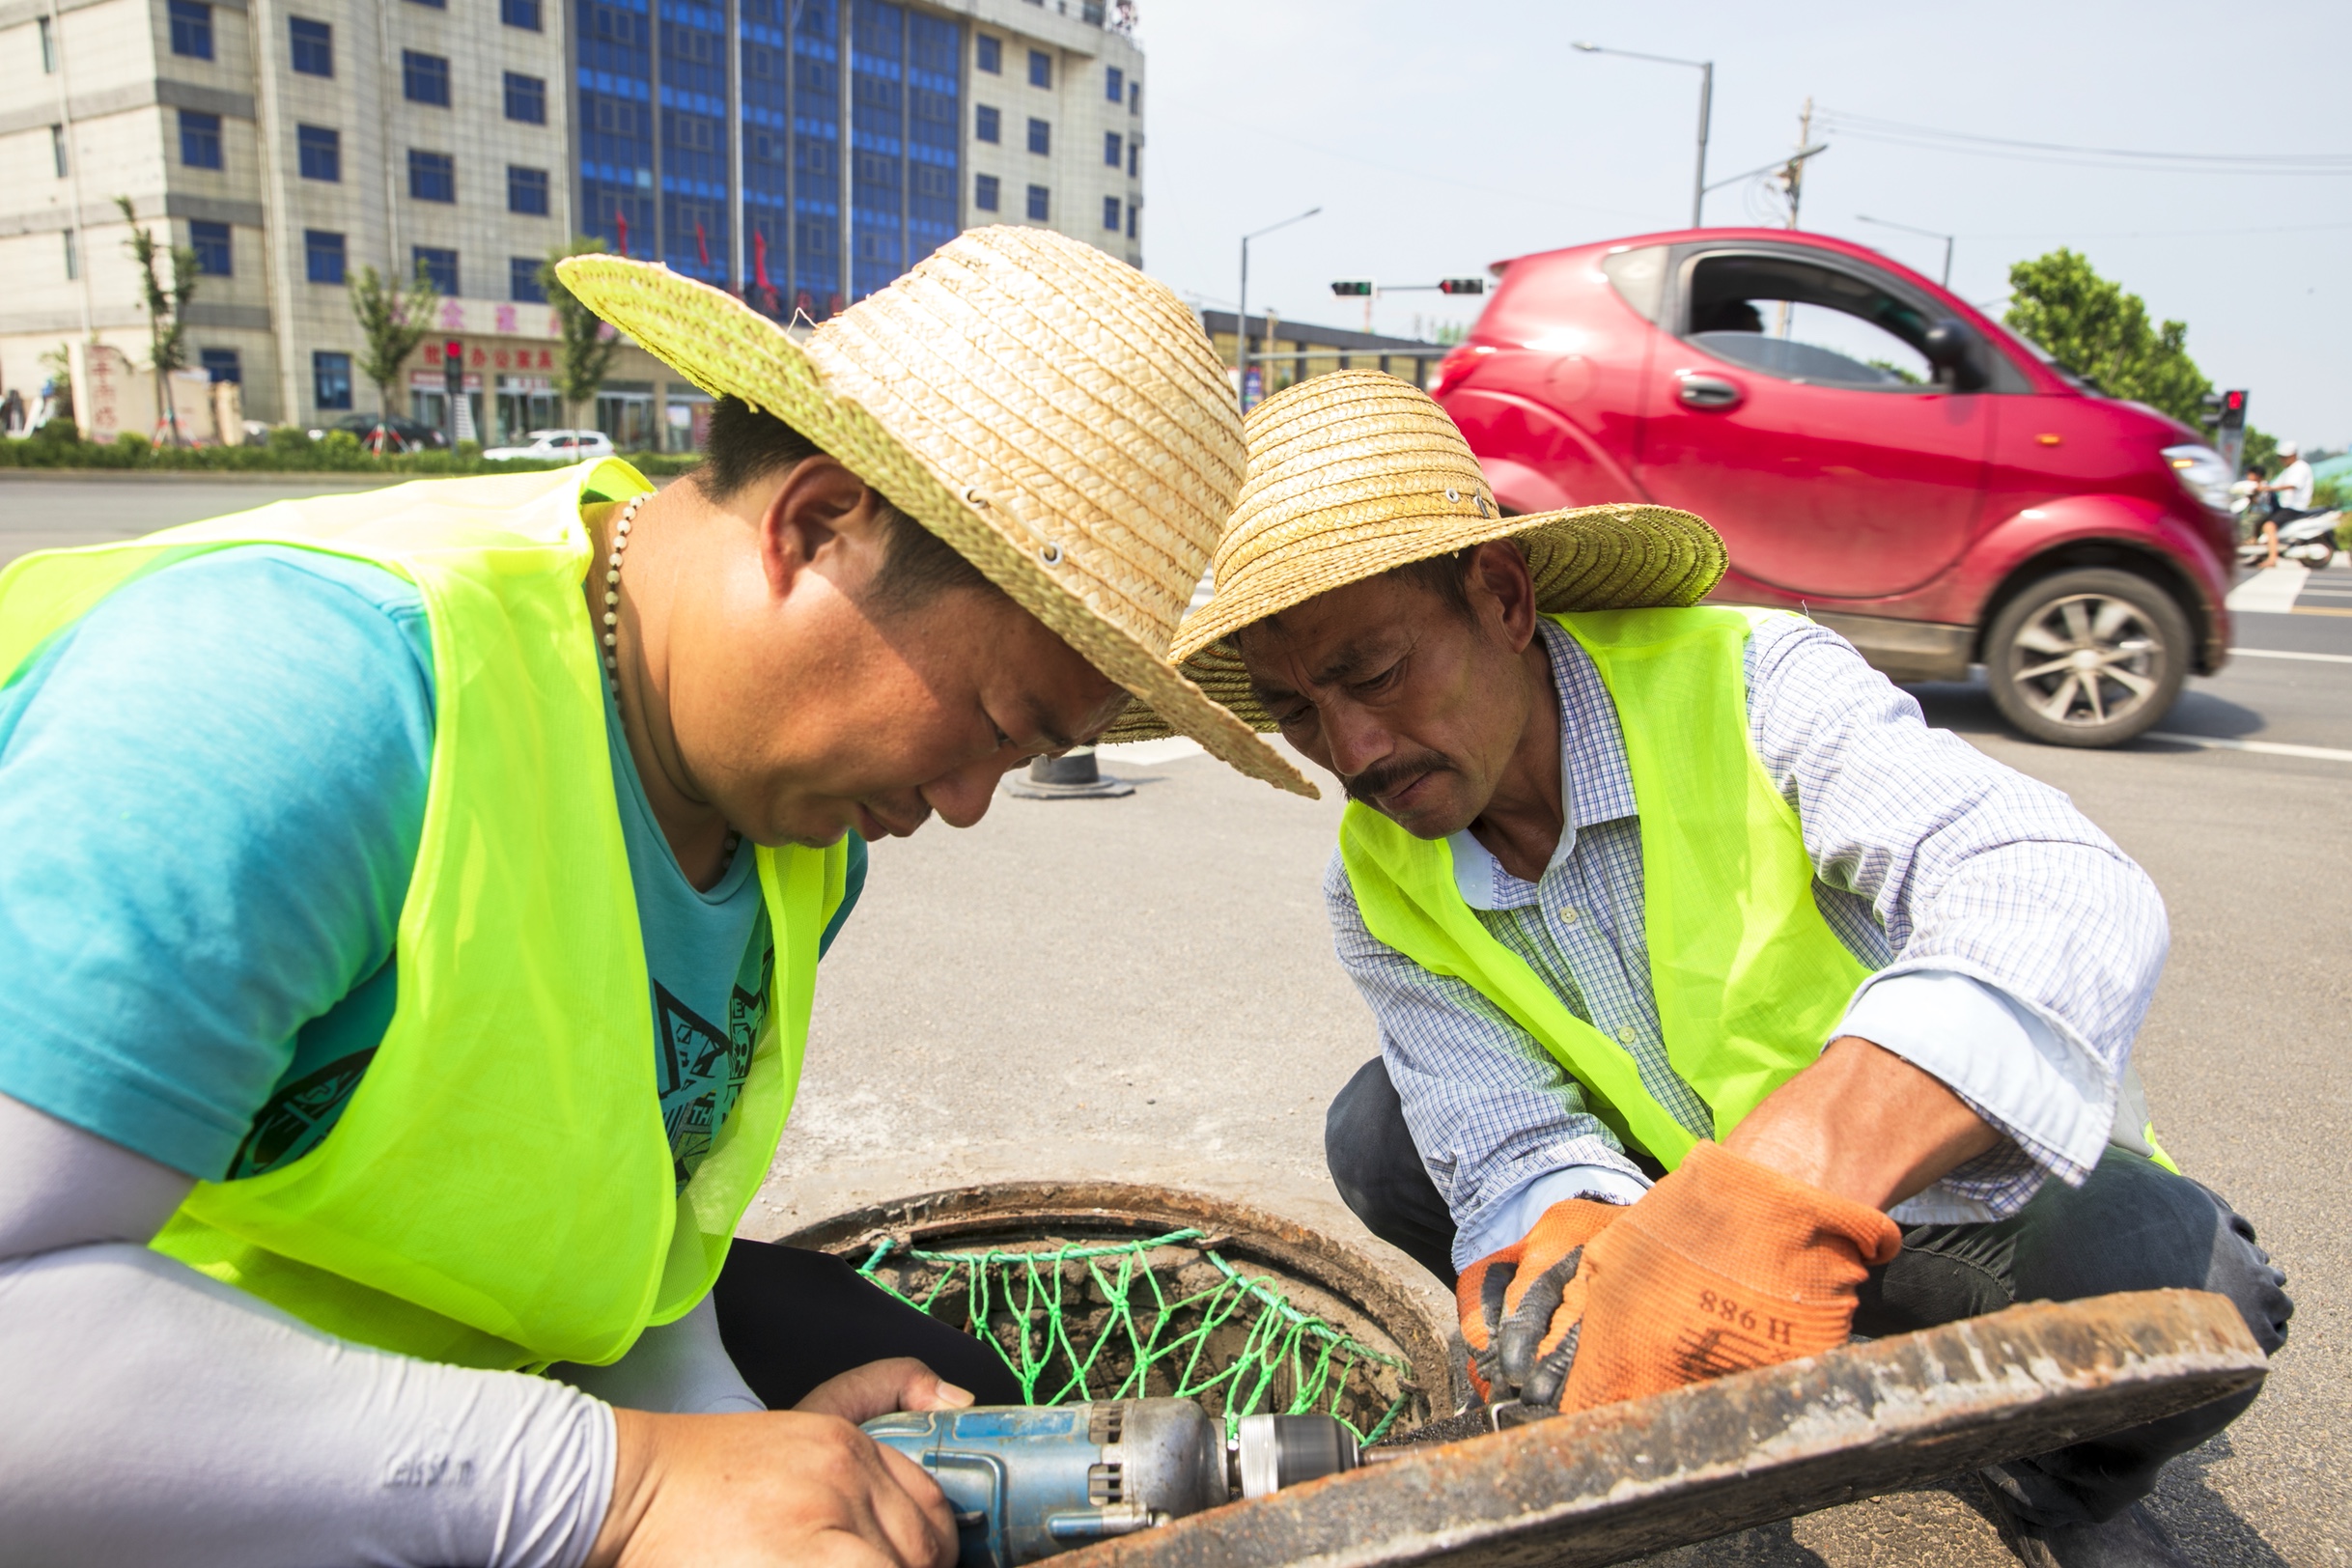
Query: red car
xmin=1432 ymin=227 xmax=2237 ymax=746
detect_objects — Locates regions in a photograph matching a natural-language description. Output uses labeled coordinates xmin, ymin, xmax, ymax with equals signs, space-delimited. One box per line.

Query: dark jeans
xmin=1325 ymin=1057 xmax=2292 ymax=1527
xmin=710 ymin=1240 xmax=1026 ymax=1409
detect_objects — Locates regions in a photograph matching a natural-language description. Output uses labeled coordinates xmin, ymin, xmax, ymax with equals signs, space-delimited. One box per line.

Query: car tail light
xmin=1429 ymin=344 xmax=1494 ymax=402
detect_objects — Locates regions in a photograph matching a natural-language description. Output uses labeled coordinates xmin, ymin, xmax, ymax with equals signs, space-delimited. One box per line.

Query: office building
xmin=0 ymin=0 xmax=1144 ymax=444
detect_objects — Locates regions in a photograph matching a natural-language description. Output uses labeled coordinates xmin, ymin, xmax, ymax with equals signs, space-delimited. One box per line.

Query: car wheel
xmin=1984 ymin=568 xmax=2191 ymax=748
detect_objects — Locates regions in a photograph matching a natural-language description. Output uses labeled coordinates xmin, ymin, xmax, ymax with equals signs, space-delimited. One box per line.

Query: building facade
xmin=0 ymin=0 xmax=1143 ymax=442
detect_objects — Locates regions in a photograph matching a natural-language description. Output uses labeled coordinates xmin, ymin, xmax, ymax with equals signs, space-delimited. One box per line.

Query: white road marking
xmin=2144 ymin=731 xmax=2352 ymax=764
xmin=2225 ymin=564 xmax=2309 ymax=613
xmin=2229 ymin=647 xmax=2352 ymax=665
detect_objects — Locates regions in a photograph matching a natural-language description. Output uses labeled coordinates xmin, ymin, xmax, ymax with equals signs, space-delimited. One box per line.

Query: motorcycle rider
xmin=2255 ymin=440 xmax=2315 ymax=569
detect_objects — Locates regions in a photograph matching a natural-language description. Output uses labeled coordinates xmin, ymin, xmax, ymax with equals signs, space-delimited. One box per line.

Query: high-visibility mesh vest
xmin=0 ymin=462 xmax=848 ymax=1370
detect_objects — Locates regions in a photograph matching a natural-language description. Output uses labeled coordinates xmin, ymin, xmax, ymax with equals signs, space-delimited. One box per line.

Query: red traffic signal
xmin=443 ymin=339 xmax=464 ymax=363
xmin=2218 ymin=388 xmax=2247 ymax=431
xmin=1437 ymin=277 xmax=1485 ymax=296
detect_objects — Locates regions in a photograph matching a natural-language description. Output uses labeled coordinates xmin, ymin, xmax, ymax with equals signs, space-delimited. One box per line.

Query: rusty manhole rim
xmin=781 ymin=1179 xmax=1452 ymax=1422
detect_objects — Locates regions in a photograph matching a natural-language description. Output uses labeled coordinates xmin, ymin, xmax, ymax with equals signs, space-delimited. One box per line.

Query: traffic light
xmin=1437 ymin=277 xmax=1485 ymax=296
xmin=1330 ymin=279 xmax=1374 ymax=297
xmin=2217 ymin=388 xmax=2247 ymax=433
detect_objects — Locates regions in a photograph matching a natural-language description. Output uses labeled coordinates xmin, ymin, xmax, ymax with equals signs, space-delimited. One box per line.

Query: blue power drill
xmin=862 ymin=1400 xmax=1361 ymax=1568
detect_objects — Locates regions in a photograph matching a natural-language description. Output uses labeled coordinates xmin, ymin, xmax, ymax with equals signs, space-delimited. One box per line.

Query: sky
xmin=1132 ymin=0 xmax=2350 ymax=449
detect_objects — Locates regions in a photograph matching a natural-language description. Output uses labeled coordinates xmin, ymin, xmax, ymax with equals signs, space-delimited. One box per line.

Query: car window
xmin=1679 ymin=253 xmax=1938 ymax=391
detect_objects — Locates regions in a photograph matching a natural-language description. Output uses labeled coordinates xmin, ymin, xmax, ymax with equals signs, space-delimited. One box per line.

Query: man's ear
xmin=755 ymin=456 xmax=879 ymax=601
xmin=1466 ymin=539 xmax=1539 ymax=651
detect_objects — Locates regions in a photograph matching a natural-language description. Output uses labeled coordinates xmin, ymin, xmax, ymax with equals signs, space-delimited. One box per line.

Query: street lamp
xmin=1237 ymin=207 xmax=1322 ymax=375
xmin=1573 ymin=42 xmax=1713 ymax=227
xmin=1856 ymin=214 xmax=1956 ymax=288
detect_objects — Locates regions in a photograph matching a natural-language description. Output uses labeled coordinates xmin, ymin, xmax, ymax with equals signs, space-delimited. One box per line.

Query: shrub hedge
xmin=0 ymin=429 xmax=703 ymax=479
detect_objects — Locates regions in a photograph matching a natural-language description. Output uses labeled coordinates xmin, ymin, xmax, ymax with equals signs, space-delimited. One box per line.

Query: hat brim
xmin=555 ymin=256 xmax=1315 ymax=798
xmin=1099 ymin=500 xmax=1726 ymax=742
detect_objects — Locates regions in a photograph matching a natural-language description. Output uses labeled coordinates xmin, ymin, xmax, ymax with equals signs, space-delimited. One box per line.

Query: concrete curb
xmin=0 ymin=468 xmax=395 ymax=487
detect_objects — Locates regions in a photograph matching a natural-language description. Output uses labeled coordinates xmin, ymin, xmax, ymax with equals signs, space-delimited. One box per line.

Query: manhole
xmin=782 ymin=1181 xmax=1445 ymax=1443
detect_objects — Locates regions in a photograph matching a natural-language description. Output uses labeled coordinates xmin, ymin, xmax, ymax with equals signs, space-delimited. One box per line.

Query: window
xmin=1127 ymin=200 xmax=1137 ymax=239
xmin=1027 ymin=48 xmax=1050 ymax=88
xmin=1104 ymin=130 xmax=1120 ymax=168
xmin=168 ymin=0 xmax=212 ymax=59
xmin=1680 ymin=253 xmax=1948 ymax=390
xmin=1101 ymin=195 xmax=1119 ymax=232
xmin=1129 ymin=139 xmax=1138 ymax=177
xmin=974 ymin=104 xmax=999 ymax=143
xmin=1024 ymin=183 xmax=1048 ymax=221
xmin=180 ymin=110 xmax=222 ymax=168
xmin=1026 ymin=117 xmax=1049 ymax=155
xmin=504 ymin=70 xmax=546 ymax=124
xmin=1105 ymin=65 xmax=1122 ymax=102
xmin=975 ymin=33 xmax=999 ymax=72
xmin=297 ymin=124 xmax=340 ymax=182
xmin=510 ymin=256 xmax=546 ymax=303
xmin=63 ymin=229 xmax=77 ymax=281
xmin=412 ymin=246 xmax=459 ymax=294
xmin=974 ymin=173 xmax=998 ymax=211
xmin=408 ymin=149 xmax=455 ymax=202
xmin=289 ymin=15 xmax=332 ymax=75
xmin=314 ymin=351 xmax=353 ymax=410
xmin=189 ymin=219 xmax=232 ymax=275
xmin=403 ymin=50 xmax=450 ymax=106
xmin=201 ymin=347 xmax=241 ymax=383
xmin=305 ymin=228 xmax=347 ymax=283
xmin=1129 ymin=81 xmax=1138 ymax=115
xmin=500 ymin=0 xmax=542 ymax=29
xmin=406 ymin=0 xmax=446 ymax=8
xmin=50 ymin=125 xmax=66 ymax=178
xmin=507 ymin=164 xmax=549 ymax=215
xmin=39 ymin=15 xmax=55 ymax=71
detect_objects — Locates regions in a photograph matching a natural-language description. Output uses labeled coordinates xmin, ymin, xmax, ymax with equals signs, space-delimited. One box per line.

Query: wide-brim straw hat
xmin=1103 ymin=370 xmax=1725 ymax=740
xmin=555 ymin=228 xmax=1313 ymax=797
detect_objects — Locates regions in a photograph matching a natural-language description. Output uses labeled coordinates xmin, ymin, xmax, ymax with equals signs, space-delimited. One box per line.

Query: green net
xmin=854 ymin=1227 xmax=1416 ymax=1445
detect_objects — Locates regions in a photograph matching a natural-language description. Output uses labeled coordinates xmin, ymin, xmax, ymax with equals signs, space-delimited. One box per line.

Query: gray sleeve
xmin=0 ymin=1094 xmax=616 ymax=1568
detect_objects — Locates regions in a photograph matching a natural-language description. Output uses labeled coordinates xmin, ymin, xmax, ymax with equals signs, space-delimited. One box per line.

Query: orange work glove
xmin=1532 ymin=1141 xmax=1903 ymax=1414
xmin=1454 ymin=1197 xmax=1622 ymax=1403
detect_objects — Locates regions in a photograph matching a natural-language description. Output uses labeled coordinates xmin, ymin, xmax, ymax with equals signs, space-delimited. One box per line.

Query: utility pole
xmin=1777 ymin=98 xmax=1812 ymax=340
xmin=1572 ymin=44 xmax=1713 ymax=227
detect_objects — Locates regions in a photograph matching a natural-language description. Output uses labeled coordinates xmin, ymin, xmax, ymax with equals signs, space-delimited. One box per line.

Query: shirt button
xmin=1616 ymin=1025 xmax=1637 ymax=1044
xmin=1560 ymin=907 xmax=1579 ymax=924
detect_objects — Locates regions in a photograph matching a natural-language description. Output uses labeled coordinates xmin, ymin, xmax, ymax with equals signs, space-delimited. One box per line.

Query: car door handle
xmin=1677 ymin=373 xmax=1743 ymax=409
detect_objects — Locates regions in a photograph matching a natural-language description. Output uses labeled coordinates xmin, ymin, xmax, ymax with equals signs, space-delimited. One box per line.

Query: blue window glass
xmin=575 ymin=0 xmax=655 ymax=266
xmin=1129 ymin=139 xmax=1138 ymax=177
xmin=504 ymin=71 xmax=546 ymax=124
xmin=403 ymin=50 xmax=450 ymax=106
xmin=975 ymin=33 xmax=998 ymax=72
xmin=1025 ymin=183 xmax=1048 ymax=221
xmin=406 ymin=0 xmax=445 ymax=9
xmin=168 ymin=0 xmax=212 ymax=59
xmin=313 ymin=351 xmax=352 ymax=410
xmin=1127 ymin=200 xmax=1137 ymax=239
xmin=658 ymin=0 xmax=729 ymax=285
xmin=974 ymin=104 xmax=998 ymax=143
xmin=408 ymin=149 xmax=456 ymax=202
xmin=1026 ymin=47 xmax=1049 ymax=88
xmin=289 ymin=16 xmax=332 ymax=75
xmin=1105 ymin=65 xmax=1122 ymax=103
xmin=1104 ymin=130 xmax=1120 ymax=167
xmin=296 ymin=124 xmax=340 ymax=182
xmin=786 ymin=0 xmax=842 ymax=316
xmin=848 ymin=0 xmax=905 ymax=301
xmin=304 ymin=229 xmax=346 ymax=284
xmin=508 ymin=165 xmax=549 ymax=214
xmin=189 ymin=219 xmax=232 ymax=274
xmin=905 ymin=10 xmax=962 ymax=269
xmin=1101 ymin=195 xmax=1118 ymax=232
xmin=412 ymin=245 xmax=459 ymax=294
xmin=179 ymin=110 xmax=222 ymax=168
xmin=974 ymin=173 xmax=997 ymax=210
xmin=501 ymin=0 xmax=543 ymax=28
xmin=200 ymin=347 xmax=241 ymax=383
xmin=510 ymin=256 xmax=547 ymax=303
xmin=1026 ymin=117 xmax=1048 ymax=155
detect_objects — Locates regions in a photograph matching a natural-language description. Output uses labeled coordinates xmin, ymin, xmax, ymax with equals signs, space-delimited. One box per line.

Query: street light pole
xmin=1856 ymin=214 xmax=1957 ymax=288
xmin=1573 ymin=42 xmax=1714 ymax=226
xmin=1237 ymin=205 xmax=1321 ymax=382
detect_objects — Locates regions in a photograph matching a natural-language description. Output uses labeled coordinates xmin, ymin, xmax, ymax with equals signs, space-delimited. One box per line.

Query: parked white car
xmin=482 ymin=429 xmax=616 ymax=462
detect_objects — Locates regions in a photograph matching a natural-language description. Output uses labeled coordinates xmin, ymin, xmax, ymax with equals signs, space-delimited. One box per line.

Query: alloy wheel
xmin=2006 ymin=592 xmax=2167 ymax=730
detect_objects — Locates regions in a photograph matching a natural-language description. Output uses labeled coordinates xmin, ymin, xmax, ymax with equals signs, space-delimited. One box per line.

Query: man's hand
xmin=590 ymin=1358 xmax=975 ymax=1568
xmin=1455 ymin=1198 xmax=1620 ymax=1403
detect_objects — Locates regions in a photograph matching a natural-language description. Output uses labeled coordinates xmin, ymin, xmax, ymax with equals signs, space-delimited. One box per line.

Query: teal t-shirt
xmin=0 ymin=546 xmax=863 ymax=1190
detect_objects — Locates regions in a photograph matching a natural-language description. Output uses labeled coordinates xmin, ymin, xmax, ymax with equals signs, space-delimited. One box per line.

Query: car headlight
xmin=2162 ymin=444 xmax=2233 ymax=513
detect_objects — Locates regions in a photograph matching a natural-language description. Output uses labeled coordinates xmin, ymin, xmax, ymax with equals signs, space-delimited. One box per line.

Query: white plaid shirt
xmin=1325 ymin=616 xmax=2169 ymax=1270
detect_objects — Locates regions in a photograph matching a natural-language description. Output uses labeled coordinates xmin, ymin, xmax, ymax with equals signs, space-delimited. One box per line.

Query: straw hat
xmin=554 ymin=228 xmax=1313 ymax=797
xmin=1103 ymin=371 xmax=1725 ymax=740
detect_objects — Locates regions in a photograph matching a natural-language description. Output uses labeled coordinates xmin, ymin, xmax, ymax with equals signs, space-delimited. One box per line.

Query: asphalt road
xmin=9 ymin=476 xmax=2346 ymax=1565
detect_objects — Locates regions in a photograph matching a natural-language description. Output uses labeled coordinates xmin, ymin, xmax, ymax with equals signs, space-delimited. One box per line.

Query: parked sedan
xmin=1434 ymin=228 xmax=2237 ymax=746
xmin=483 ymin=429 xmax=617 ymax=463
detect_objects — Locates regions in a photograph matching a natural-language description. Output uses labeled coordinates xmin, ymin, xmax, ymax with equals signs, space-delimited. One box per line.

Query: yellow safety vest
xmin=0 ymin=462 xmax=849 ymax=1369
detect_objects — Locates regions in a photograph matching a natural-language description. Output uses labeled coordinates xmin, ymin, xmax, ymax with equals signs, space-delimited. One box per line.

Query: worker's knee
xmin=1324 ymin=1057 xmax=1412 ymax=1223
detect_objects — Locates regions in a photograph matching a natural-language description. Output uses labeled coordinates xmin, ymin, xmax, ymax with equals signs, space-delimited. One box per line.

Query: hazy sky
xmin=1134 ymin=0 xmax=2349 ymax=446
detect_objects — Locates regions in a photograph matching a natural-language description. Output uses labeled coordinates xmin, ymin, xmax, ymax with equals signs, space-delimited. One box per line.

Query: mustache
xmin=1342 ymin=753 xmax=1450 ymax=807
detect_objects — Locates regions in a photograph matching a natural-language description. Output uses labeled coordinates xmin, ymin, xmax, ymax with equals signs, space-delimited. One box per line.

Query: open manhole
xmin=782 ymin=1181 xmax=1446 ymax=1443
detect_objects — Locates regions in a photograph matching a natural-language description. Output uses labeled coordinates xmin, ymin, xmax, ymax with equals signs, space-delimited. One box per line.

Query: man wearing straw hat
xmin=0 ymin=229 xmax=1308 ymax=1566
xmin=1142 ymin=371 xmax=2289 ymax=1568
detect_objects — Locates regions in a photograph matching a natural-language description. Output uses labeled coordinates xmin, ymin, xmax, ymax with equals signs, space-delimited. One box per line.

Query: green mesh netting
xmin=855 ymin=1227 xmax=1416 ymax=1444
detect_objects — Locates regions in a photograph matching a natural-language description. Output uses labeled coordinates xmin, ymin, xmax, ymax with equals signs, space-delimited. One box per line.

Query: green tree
xmin=350 ymin=264 xmax=440 ymax=438
xmin=115 ymin=195 xmax=198 ymax=445
xmin=2003 ymin=249 xmax=2212 ymax=428
xmin=539 ymin=238 xmax=623 ymax=433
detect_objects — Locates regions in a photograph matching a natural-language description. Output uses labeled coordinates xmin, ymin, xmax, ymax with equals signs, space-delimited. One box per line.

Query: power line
xmin=1816 ymin=109 xmax=2352 ymax=176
